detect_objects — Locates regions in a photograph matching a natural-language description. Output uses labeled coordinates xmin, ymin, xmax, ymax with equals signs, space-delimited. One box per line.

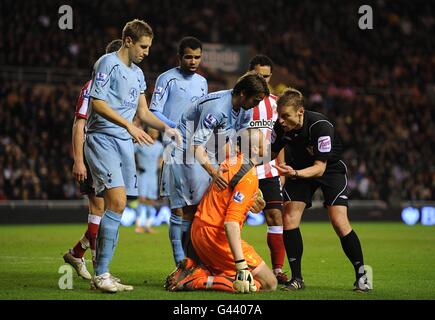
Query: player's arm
xmin=194 ymin=144 xmax=228 ymax=190
xmin=137 ymin=95 xmax=181 ymax=144
xmin=224 ymin=177 xmax=258 ymax=293
xmin=91 ymin=98 xmax=153 ymax=145
xmin=71 ymin=117 xmax=87 ymax=183
xmin=274 ymin=122 xmax=333 ymax=178
xmin=148 ymin=74 xmax=177 ymax=128
xmin=274 ymin=159 xmax=327 ymax=178
xmin=224 ymin=221 xmax=244 ymax=261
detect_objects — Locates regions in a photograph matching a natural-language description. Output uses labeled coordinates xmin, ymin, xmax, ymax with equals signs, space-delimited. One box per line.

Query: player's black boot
xmin=282 ymin=277 xmax=305 ymax=291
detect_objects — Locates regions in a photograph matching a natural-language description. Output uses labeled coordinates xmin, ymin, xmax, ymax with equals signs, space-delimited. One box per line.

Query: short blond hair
xmin=122 ymin=19 xmax=153 ymax=43
xmin=277 ymin=87 xmax=304 ymax=110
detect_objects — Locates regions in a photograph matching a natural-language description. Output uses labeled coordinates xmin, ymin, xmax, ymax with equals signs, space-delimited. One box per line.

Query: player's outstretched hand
xmin=128 ymin=124 xmax=154 ymax=145
xmin=164 ymin=127 xmax=182 ymax=146
xmin=273 ymin=163 xmax=297 ymax=177
xmin=212 ymin=167 xmax=229 ymax=190
xmin=233 ymin=260 xmax=257 ymax=293
xmin=72 ymin=161 xmax=87 ymax=183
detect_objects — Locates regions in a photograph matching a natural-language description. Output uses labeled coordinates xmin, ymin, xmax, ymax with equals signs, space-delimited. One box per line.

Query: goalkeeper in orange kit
xmin=165 ymin=129 xmax=277 ymax=293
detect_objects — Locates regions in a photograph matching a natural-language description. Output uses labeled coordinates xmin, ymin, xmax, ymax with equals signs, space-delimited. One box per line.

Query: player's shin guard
xmin=340 ymin=230 xmax=365 ymax=279
xmin=283 ymin=228 xmax=303 ymax=279
xmin=169 ymin=213 xmax=184 ymax=265
xmin=267 ymin=226 xmax=285 ymax=271
xmin=94 ymin=210 xmax=121 ymax=276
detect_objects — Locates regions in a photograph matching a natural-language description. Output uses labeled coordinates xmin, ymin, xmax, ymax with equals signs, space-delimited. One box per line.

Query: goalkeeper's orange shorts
xmin=191 ymin=219 xmax=263 ymax=277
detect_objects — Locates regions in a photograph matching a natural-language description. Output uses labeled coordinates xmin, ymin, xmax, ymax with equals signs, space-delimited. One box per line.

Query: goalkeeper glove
xmin=250 ymin=189 xmax=266 ymax=214
xmin=233 ymin=259 xmax=257 ymax=293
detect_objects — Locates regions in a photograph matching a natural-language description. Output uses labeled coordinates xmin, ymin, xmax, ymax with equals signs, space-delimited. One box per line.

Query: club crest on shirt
xmin=154 ymin=86 xmax=163 ymax=95
xmin=96 ymin=72 xmax=107 ymax=83
xmin=128 ymin=88 xmax=138 ymax=103
xmin=204 ymin=113 xmax=218 ymax=129
xmin=318 ymin=136 xmax=331 ymax=153
xmin=233 ymin=191 xmax=245 ymax=203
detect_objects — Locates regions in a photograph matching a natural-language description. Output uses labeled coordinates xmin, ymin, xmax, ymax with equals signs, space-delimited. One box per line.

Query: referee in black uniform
xmin=270 ymin=87 xmax=371 ymax=292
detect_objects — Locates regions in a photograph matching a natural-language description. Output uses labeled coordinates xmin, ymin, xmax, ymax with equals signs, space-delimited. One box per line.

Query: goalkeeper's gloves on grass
xmin=233 ymin=259 xmax=257 ymax=293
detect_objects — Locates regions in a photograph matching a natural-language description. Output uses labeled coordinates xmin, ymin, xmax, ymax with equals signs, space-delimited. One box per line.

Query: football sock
xmin=86 ymin=214 xmax=101 ymax=269
xmin=340 ymin=230 xmax=365 ymax=279
xmin=71 ymin=213 xmax=101 ymax=259
xmin=267 ymin=226 xmax=285 ymax=271
xmin=136 ymin=204 xmax=146 ymax=227
xmin=283 ymin=228 xmax=303 ymax=279
xmin=94 ymin=210 xmax=121 ymax=276
xmin=71 ymin=234 xmax=89 ymax=259
xmin=144 ymin=204 xmax=157 ymax=228
xmin=169 ymin=213 xmax=184 ymax=265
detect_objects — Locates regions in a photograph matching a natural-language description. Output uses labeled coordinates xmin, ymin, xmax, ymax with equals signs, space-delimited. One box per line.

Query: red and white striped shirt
xmin=248 ymin=94 xmax=280 ymax=179
xmin=75 ymin=80 xmax=92 ymax=119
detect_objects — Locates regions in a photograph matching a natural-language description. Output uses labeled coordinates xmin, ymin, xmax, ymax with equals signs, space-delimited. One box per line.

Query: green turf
xmin=0 ymin=222 xmax=434 ymax=300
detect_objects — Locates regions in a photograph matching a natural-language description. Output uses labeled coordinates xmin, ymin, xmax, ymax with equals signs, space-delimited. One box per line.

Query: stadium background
xmin=0 ymin=0 xmax=434 ymax=301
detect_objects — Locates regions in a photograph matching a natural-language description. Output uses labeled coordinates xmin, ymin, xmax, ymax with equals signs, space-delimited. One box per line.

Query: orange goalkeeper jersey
xmin=194 ymin=153 xmax=259 ymax=229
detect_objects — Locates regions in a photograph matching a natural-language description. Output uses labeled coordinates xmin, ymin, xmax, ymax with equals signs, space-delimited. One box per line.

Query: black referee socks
xmin=340 ymin=230 xmax=365 ymax=280
xmin=283 ymin=228 xmax=304 ymax=280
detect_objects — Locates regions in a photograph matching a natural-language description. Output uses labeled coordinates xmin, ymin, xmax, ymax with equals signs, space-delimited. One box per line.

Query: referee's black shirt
xmin=271 ymin=110 xmax=345 ymax=174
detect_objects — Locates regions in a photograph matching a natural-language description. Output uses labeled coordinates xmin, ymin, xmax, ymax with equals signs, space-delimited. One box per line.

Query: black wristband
xmin=234 ymin=259 xmax=246 ymax=264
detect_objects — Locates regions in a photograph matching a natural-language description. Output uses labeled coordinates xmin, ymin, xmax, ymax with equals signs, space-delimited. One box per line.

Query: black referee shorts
xmin=259 ymin=176 xmax=283 ymax=211
xmin=282 ymin=171 xmax=349 ymax=209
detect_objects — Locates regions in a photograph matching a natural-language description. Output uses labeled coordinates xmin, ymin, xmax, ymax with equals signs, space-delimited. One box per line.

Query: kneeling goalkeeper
xmin=166 ymin=129 xmax=277 ymax=293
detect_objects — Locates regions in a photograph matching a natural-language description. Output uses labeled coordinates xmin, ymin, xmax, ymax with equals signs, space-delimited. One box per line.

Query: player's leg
xmin=281 ymin=178 xmax=312 ymax=290
xmin=143 ymin=202 xmax=157 ymax=233
xmin=181 ymin=204 xmax=199 ymax=261
xmin=166 ymin=159 xmax=186 ymax=265
xmin=135 ymin=197 xmax=146 ymax=233
xmin=169 ymin=207 xmax=184 ymax=265
xmin=281 ymin=200 xmax=306 ymax=290
xmin=180 ymin=163 xmax=211 ymax=260
xmin=87 ymin=194 xmax=104 ymax=268
xmin=64 ymin=168 xmax=103 ymax=280
xmin=327 ymin=205 xmax=370 ymax=292
xmin=321 ymin=169 xmax=371 ymax=292
xmin=261 ymin=177 xmax=287 ymax=283
xmin=85 ymin=134 xmax=134 ymax=292
xmin=251 ymin=261 xmax=278 ymax=291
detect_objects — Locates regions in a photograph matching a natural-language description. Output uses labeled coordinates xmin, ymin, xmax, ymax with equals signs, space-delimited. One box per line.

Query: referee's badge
xmin=318 ymin=136 xmax=331 ymax=152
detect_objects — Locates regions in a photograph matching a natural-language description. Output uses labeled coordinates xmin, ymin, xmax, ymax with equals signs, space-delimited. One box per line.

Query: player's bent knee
xmin=105 ymin=197 xmax=126 ymax=213
xmin=89 ymin=196 xmax=105 ymax=215
xmin=265 ymin=209 xmax=283 ymax=226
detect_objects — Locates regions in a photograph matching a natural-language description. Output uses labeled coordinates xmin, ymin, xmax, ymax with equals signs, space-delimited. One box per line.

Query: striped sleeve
xmin=74 ymin=80 xmax=92 ymax=119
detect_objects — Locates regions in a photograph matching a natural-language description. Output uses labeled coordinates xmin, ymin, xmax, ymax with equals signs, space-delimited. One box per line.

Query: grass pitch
xmin=0 ymin=222 xmax=434 ymax=300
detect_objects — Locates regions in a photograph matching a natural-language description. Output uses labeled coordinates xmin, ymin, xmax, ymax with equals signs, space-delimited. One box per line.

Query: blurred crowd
xmin=0 ymin=0 xmax=434 ymax=202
